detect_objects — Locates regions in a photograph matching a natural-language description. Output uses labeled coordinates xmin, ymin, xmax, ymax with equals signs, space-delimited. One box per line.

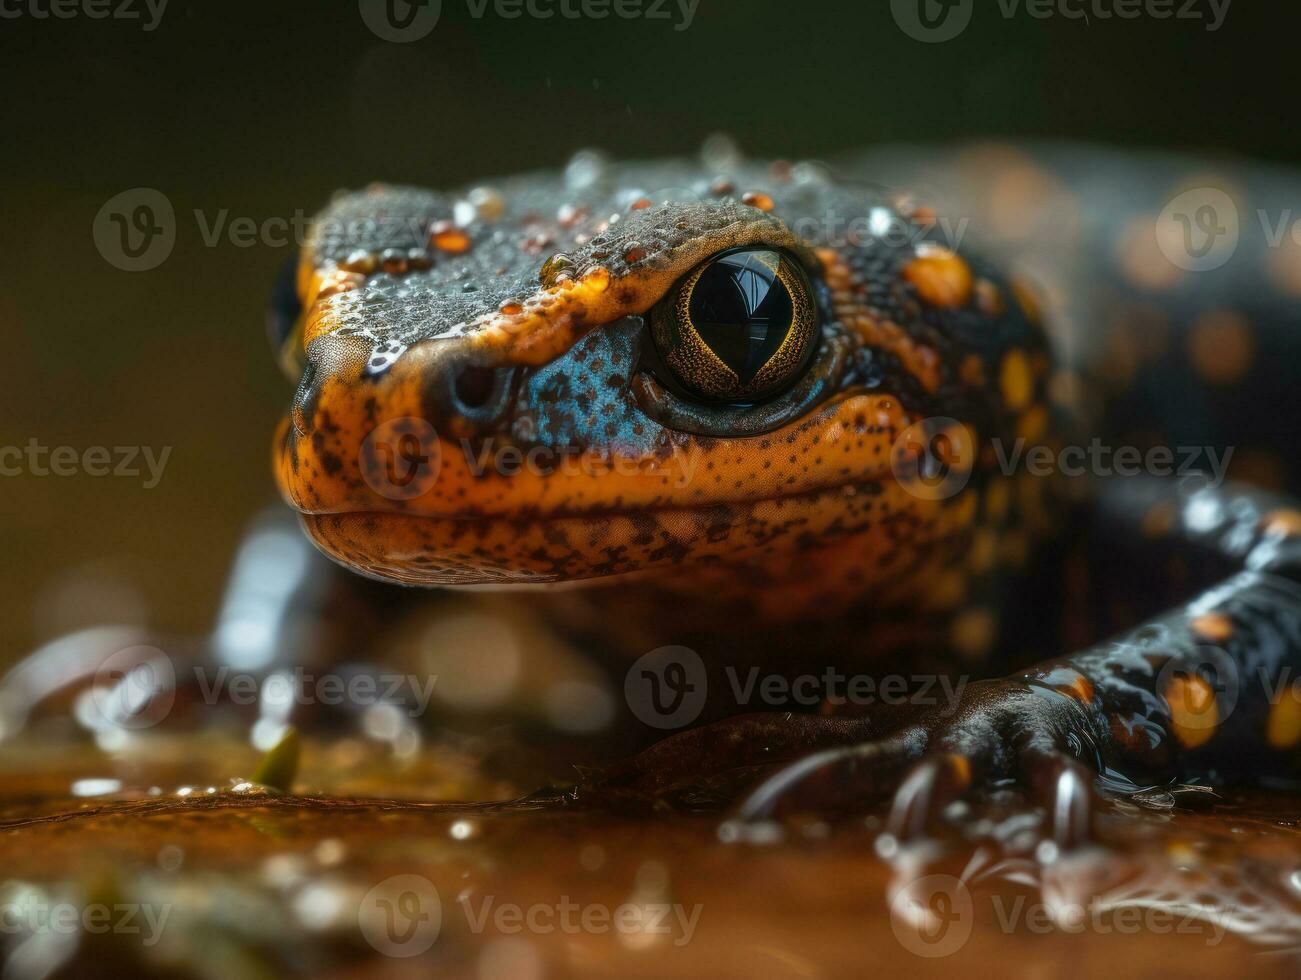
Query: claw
xmin=886 ymin=753 xmax=973 ymax=842
xmin=732 ymin=732 xmax=922 ymax=823
xmin=1022 ymin=747 xmax=1094 ymax=850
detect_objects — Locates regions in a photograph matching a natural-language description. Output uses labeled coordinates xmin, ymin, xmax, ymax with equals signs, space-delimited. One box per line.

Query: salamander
xmin=270 ymin=142 xmax=1301 ymax=837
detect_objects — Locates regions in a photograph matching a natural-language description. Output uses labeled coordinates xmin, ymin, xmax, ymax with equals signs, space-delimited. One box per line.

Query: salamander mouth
xmin=294 ymin=465 xmax=921 ymax=589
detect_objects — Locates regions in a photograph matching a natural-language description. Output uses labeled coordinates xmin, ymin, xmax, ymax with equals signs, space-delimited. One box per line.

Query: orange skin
xmin=275 ymin=159 xmax=1049 ymax=624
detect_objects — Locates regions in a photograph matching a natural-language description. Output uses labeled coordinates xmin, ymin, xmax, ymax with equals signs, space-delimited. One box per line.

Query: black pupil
xmin=687 ymin=250 xmax=793 ymax=384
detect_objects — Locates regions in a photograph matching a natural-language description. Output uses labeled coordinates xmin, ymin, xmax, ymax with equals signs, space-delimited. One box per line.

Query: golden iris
xmin=649 ymin=247 xmax=818 ymax=403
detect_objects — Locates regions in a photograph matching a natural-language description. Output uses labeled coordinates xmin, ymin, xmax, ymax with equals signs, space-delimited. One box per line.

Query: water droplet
xmin=342 ymin=249 xmax=376 ymax=274
xmin=498 ymin=300 xmax=524 ymax=316
xmin=450 ymin=819 xmax=477 ymax=840
xmin=453 ymin=199 xmax=477 ymax=227
xmin=792 ymin=160 xmax=832 ymax=185
xmin=539 ymin=253 xmax=575 ymax=286
xmin=430 ymin=220 xmax=471 ymax=254
xmin=469 ymin=185 xmax=506 ymax=221
xmin=379 ymin=248 xmax=408 ymax=275
xmin=741 ymin=191 xmax=775 ymax=212
xmin=557 ymin=203 xmax=588 ymax=228
xmin=522 ymin=231 xmax=553 ymax=254
xmin=565 ymin=149 xmax=608 ymax=190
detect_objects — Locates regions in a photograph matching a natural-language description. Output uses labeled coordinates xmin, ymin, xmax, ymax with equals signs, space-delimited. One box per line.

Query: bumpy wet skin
xmin=2 ymin=728 xmax=1301 ymax=977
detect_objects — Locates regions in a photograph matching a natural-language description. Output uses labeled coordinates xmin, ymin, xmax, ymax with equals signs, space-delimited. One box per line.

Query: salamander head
xmin=274 ymin=150 xmax=1048 ymax=618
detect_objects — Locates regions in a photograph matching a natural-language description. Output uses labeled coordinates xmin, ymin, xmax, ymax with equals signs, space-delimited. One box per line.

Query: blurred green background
xmin=1 ymin=0 xmax=1297 ymax=663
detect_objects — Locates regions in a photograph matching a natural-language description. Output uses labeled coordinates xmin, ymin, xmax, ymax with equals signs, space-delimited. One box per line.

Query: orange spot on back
xmin=1191 ymin=613 xmax=1234 ymax=644
xmin=1267 ymin=684 xmax=1301 ymax=750
xmin=1165 ymin=674 xmax=1219 ymax=749
xmin=902 ymin=245 xmax=974 ymax=309
xmin=999 ymin=350 xmax=1035 ymax=412
xmin=947 ymin=754 xmax=972 ymax=788
xmin=1262 ymin=509 xmax=1301 ymax=539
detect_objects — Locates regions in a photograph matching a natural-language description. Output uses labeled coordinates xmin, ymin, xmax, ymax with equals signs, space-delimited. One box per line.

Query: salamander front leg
xmin=731 ymin=480 xmax=1301 ymax=833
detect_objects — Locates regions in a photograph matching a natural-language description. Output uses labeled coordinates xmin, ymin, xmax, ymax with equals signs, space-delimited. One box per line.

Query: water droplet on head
xmin=430 ymin=220 xmax=471 ymax=255
xmin=565 ymin=149 xmax=609 ymax=191
xmin=379 ymin=248 xmax=408 ymax=275
xmin=468 ymin=185 xmax=506 ymax=221
xmin=342 ymin=249 xmax=376 ymax=274
xmin=453 ymin=199 xmax=477 ymax=227
xmin=792 ymin=160 xmax=832 ymax=186
xmin=539 ymin=253 xmax=575 ymax=286
xmin=557 ymin=203 xmax=588 ymax=228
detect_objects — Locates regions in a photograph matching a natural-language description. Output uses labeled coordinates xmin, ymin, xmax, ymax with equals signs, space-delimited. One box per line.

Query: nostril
xmin=453 ymin=365 xmax=499 ymax=409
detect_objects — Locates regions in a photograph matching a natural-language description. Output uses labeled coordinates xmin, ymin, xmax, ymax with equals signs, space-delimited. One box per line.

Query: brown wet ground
xmin=2 ymin=730 xmax=1300 ymax=978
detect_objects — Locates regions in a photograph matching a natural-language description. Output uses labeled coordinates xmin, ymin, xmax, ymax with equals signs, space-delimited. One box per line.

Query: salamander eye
xmin=648 ymin=247 xmax=818 ymax=403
